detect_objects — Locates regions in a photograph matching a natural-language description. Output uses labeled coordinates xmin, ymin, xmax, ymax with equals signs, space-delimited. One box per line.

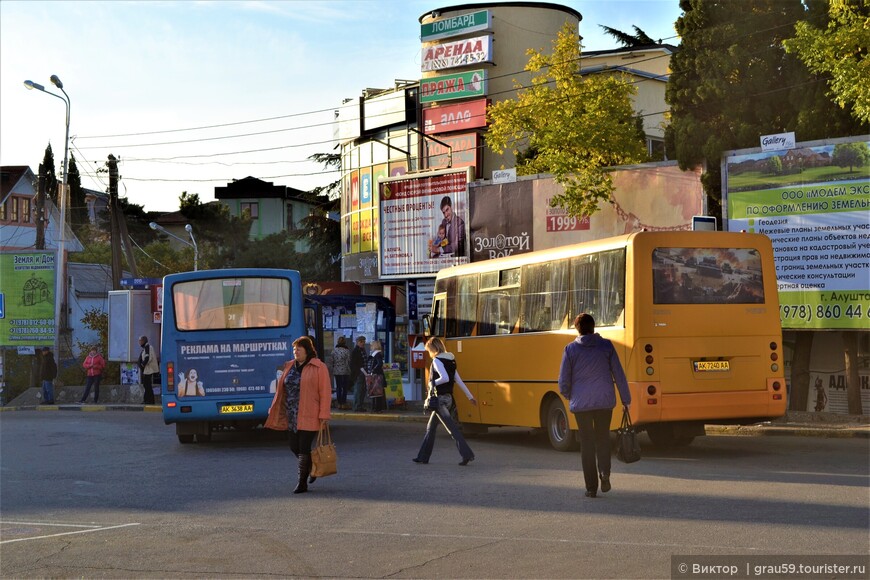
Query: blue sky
xmin=1 ymin=1 xmax=682 ymax=212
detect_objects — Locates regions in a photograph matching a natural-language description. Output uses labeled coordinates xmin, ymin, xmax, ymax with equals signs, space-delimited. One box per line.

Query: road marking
xmin=0 ymin=521 xmax=140 ymax=544
xmin=334 ymin=529 xmax=763 ymax=552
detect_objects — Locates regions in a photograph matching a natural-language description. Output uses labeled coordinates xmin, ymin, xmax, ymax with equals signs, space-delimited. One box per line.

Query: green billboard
xmin=0 ymin=251 xmax=57 ymax=347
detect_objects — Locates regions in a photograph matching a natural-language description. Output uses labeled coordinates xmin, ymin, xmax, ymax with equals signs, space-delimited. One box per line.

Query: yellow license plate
xmin=693 ymin=361 xmax=730 ymax=372
xmin=220 ymin=404 xmax=253 ymax=414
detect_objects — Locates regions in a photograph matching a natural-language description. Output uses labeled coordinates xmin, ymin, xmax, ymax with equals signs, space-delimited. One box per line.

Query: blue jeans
xmin=574 ymin=409 xmax=613 ymax=492
xmin=41 ymin=379 xmax=55 ymax=404
xmin=415 ymin=394 xmax=474 ymax=462
xmin=81 ymin=374 xmax=102 ymax=403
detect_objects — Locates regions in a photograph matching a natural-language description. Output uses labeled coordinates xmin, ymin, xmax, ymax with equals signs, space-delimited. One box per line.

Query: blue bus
xmin=160 ymin=268 xmax=304 ymax=443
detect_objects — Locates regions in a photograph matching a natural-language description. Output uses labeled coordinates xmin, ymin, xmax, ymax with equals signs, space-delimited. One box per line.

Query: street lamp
xmin=150 ymin=222 xmax=198 ymax=271
xmin=25 ymin=75 xmax=70 ymax=359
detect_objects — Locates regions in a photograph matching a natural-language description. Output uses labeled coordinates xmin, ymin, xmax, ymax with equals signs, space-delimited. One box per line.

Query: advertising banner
xmin=379 ymin=169 xmax=471 ymax=277
xmin=0 ymin=251 xmax=57 ymax=347
xmin=469 ymin=181 xmax=534 ymax=261
xmin=423 ymin=98 xmax=488 ymax=134
xmin=420 ymin=70 xmax=487 ymax=103
xmin=724 ymin=138 xmax=870 ymax=329
xmin=422 ymin=35 xmax=493 ymax=72
xmin=175 ymin=338 xmax=290 ymax=397
xmin=528 ymin=163 xmax=704 ymax=251
xmin=420 ymin=10 xmax=491 ymax=42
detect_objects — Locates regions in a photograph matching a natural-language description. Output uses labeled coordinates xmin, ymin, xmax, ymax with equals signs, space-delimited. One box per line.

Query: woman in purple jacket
xmin=558 ymin=313 xmax=631 ymax=498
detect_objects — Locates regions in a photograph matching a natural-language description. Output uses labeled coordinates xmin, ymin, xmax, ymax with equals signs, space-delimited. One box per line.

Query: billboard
xmin=378 ymin=169 xmax=472 ymax=278
xmin=0 ymin=251 xmax=57 ymax=347
xmin=420 ymin=10 xmax=491 ymax=42
xmin=423 ymin=98 xmax=488 ymax=134
xmin=723 ymin=137 xmax=870 ymax=329
xmin=421 ymin=35 xmax=493 ymax=72
xmin=423 ymin=132 xmax=480 ymax=173
xmin=420 ymin=70 xmax=487 ymax=103
xmin=464 ymin=163 xmax=705 ymax=261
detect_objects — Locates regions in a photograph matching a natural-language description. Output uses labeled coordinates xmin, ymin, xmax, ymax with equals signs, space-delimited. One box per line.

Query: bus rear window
xmin=652 ymin=248 xmax=764 ymax=304
xmin=172 ymin=277 xmax=291 ymax=330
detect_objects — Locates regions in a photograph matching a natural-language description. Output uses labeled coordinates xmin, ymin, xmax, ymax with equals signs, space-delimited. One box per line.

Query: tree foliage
xmin=599 ymin=25 xmax=656 ymax=47
xmin=486 ymin=22 xmax=647 ymax=218
xmin=832 ymin=141 xmax=870 ymax=172
xmin=66 ymin=153 xmax=89 ymax=237
xmin=784 ymin=2 xmax=870 ymax=124
xmin=666 ymin=0 xmax=869 ymax=222
xmin=39 ymin=144 xmax=58 ymax=206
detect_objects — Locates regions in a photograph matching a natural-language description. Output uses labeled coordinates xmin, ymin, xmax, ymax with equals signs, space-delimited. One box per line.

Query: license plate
xmin=220 ymin=404 xmax=253 ymax=414
xmin=693 ymin=361 xmax=730 ymax=372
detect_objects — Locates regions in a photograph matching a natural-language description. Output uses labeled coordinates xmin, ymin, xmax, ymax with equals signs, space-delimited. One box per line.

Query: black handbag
xmin=615 ymin=409 xmax=641 ymax=464
xmin=423 ymin=390 xmax=439 ymax=413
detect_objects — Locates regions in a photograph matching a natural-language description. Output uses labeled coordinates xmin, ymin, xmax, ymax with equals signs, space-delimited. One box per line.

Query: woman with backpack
xmin=412 ymin=337 xmax=477 ymax=466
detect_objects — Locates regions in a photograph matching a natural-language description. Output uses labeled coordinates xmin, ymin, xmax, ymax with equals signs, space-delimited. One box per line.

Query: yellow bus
xmin=425 ymin=231 xmax=786 ymax=450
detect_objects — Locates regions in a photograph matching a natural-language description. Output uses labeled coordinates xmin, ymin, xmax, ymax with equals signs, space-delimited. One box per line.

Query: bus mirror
xmin=421 ymin=315 xmax=431 ymax=337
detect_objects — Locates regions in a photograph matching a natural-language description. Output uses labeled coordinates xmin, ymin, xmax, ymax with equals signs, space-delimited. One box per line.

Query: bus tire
xmin=178 ymin=434 xmax=195 ymax=444
xmin=647 ymin=423 xmax=697 ymax=448
xmin=546 ymin=398 xmax=579 ymax=452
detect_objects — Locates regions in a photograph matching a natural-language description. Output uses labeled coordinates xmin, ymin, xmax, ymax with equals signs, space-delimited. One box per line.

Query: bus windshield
xmin=172 ymin=277 xmax=291 ymax=330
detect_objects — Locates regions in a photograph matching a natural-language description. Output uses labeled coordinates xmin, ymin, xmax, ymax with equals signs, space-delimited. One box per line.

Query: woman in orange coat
xmin=265 ymin=336 xmax=331 ymax=494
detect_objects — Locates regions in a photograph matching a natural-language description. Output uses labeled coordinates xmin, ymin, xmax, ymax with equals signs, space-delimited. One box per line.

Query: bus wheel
xmin=178 ymin=434 xmax=195 ymax=444
xmin=646 ymin=424 xmax=678 ymax=448
xmin=546 ymin=398 xmax=579 ymax=452
xmin=647 ymin=424 xmax=697 ymax=448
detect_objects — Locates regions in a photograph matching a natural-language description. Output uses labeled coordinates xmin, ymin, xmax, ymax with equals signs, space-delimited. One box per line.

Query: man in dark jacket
xmin=39 ymin=347 xmax=58 ymax=404
xmin=558 ymin=313 xmax=631 ymax=498
xmin=349 ymin=336 xmax=367 ymax=412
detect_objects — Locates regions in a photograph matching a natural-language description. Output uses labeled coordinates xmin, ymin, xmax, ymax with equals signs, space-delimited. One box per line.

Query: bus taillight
xmin=770 ymin=342 xmax=778 ymax=350
xmin=166 ymin=361 xmax=175 ymax=391
xmin=167 ymin=401 xmax=177 ymax=408
xmin=647 ymin=385 xmax=657 ymax=395
xmin=772 ymin=381 xmax=782 ymax=391
xmin=645 ymin=344 xmax=653 ymax=353
xmin=770 ymin=352 xmax=778 ymax=361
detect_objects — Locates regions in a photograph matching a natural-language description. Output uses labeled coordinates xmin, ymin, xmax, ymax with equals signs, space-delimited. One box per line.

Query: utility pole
xmin=108 ymin=155 xmax=123 ymax=290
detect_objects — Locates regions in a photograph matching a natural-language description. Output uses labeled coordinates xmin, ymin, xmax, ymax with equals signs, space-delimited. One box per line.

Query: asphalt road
xmin=1 ymin=411 xmax=868 ymax=579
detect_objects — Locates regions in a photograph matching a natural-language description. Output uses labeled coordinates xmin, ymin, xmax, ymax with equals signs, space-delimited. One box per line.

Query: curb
xmin=1 ymin=404 xmax=865 ymax=437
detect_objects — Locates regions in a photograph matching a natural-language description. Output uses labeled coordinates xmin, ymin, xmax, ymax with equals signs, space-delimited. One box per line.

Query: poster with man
xmin=378 ymin=168 xmax=471 ymax=277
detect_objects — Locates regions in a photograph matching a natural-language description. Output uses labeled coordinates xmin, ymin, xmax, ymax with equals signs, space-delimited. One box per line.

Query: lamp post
xmin=25 ymin=75 xmax=70 ymax=359
xmin=150 ymin=222 xmax=198 ymax=271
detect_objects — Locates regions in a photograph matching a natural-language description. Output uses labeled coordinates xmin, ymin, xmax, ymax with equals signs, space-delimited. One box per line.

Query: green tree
xmin=66 ymin=153 xmax=89 ymax=237
xmin=784 ymin=2 xmax=870 ymax=124
xmin=831 ymin=141 xmax=870 ymax=173
xmin=666 ymin=0 xmax=869 ymax=222
xmin=766 ymin=155 xmax=783 ymax=175
xmin=39 ymin=144 xmax=58 ymax=207
xmin=177 ymin=191 xmax=252 ymax=269
xmin=487 ymin=22 xmax=647 ymax=218
xmin=599 ymin=25 xmax=656 ymax=47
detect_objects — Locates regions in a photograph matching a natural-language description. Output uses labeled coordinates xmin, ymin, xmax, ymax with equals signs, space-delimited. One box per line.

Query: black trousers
xmin=288 ymin=429 xmax=317 ymax=457
xmin=142 ymin=372 xmax=156 ymax=404
xmin=573 ymin=409 xmax=613 ymax=492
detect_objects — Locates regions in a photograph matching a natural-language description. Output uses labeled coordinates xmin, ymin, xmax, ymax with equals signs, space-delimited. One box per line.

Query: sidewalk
xmin=3 ymin=387 xmax=867 ymax=439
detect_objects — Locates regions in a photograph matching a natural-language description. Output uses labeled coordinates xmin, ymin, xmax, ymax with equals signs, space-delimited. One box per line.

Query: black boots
xmin=600 ymin=473 xmax=611 ymax=493
xmin=294 ymin=454 xmax=311 ymax=494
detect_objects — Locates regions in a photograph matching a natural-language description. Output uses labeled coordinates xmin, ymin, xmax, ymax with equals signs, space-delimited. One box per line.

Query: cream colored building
xmin=581 ymin=44 xmax=678 ymax=160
